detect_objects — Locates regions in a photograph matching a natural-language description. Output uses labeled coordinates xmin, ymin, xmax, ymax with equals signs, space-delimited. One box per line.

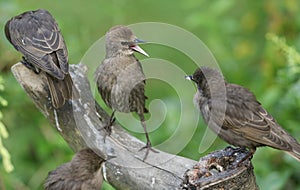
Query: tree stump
xmin=180 ymin=147 xmax=259 ymax=190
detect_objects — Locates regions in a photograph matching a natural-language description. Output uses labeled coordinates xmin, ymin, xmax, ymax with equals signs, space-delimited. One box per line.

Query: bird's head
xmin=186 ymin=67 xmax=224 ymax=95
xmin=105 ymin=25 xmax=149 ymax=57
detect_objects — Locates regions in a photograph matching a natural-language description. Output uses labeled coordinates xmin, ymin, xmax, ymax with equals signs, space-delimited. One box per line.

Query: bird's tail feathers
xmin=63 ymin=74 xmax=79 ymax=99
xmin=46 ymin=74 xmax=79 ymax=108
xmin=286 ymin=142 xmax=300 ymax=162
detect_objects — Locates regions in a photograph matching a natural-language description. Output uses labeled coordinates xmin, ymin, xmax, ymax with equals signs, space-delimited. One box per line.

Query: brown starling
xmin=186 ymin=66 xmax=300 ymax=161
xmin=44 ymin=148 xmax=104 ymax=190
xmin=5 ymin=9 xmax=78 ymax=108
xmin=95 ymin=25 xmax=156 ymax=160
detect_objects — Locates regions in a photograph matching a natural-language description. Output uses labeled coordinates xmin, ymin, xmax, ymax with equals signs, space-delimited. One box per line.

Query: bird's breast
xmin=96 ymin=56 xmax=146 ymax=113
xmin=194 ymin=91 xmax=211 ymax=123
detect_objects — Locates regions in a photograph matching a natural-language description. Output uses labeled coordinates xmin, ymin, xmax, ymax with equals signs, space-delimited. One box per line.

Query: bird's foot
xmin=227 ymin=146 xmax=247 ymax=154
xmin=237 ymin=151 xmax=254 ymax=167
xmin=228 ymin=147 xmax=254 ymax=167
xmin=139 ymin=140 xmax=159 ymax=161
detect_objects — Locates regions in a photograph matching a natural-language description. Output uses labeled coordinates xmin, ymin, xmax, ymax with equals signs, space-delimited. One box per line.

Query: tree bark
xmin=181 ymin=147 xmax=259 ymax=190
xmin=11 ymin=62 xmax=259 ymax=190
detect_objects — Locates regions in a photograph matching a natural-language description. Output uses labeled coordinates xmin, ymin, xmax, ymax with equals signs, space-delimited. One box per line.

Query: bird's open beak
xmin=185 ymin=75 xmax=193 ymax=80
xmin=130 ymin=38 xmax=149 ymax=57
xmin=131 ymin=45 xmax=149 ymax=57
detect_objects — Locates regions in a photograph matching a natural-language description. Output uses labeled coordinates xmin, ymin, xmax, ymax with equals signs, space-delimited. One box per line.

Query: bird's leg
xmin=21 ymin=56 xmax=40 ymax=74
xmin=106 ymin=110 xmax=116 ymax=133
xmin=138 ymin=114 xmax=159 ymax=161
xmin=98 ymin=110 xmax=116 ymax=142
xmin=233 ymin=147 xmax=255 ymax=167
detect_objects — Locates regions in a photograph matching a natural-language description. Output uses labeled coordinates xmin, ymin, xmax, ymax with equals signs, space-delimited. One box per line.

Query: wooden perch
xmin=181 ymin=147 xmax=259 ymax=190
xmin=11 ymin=62 xmax=259 ymax=190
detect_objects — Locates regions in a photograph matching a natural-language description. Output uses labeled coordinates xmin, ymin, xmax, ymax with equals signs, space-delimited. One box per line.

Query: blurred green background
xmin=1 ymin=0 xmax=300 ymax=189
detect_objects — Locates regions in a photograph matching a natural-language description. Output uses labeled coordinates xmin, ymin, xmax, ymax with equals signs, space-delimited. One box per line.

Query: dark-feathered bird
xmin=95 ymin=25 xmax=156 ymax=160
xmin=5 ymin=9 xmax=78 ymax=108
xmin=44 ymin=149 xmax=104 ymax=190
xmin=186 ymin=66 xmax=300 ymax=161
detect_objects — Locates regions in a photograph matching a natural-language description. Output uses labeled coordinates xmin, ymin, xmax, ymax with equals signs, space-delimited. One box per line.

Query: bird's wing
xmin=94 ymin=59 xmax=116 ymax=108
xmin=7 ymin=10 xmax=67 ymax=79
xmin=222 ymin=84 xmax=293 ymax=151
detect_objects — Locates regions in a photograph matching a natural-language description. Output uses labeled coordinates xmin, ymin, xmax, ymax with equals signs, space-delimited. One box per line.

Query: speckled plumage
xmin=189 ymin=66 xmax=300 ymax=161
xmin=44 ymin=149 xmax=104 ymax=190
xmin=95 ymin=26 xmax=155 ymax=160
xmin=5 ymin=9 xmax=78 ymax=108
xmin=95 ymin=53 xmax=147 ymax=114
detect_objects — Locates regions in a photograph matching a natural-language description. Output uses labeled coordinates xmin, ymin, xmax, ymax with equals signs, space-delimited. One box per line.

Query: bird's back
xmin=5 ymin=9 xmax=68 ymax=80
xmin=222 ymin=83 xmax=300 ymax=152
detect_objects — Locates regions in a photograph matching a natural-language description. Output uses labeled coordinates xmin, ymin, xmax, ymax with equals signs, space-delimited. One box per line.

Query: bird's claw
xmin=139 ymin=141 xmax=159 ymax=161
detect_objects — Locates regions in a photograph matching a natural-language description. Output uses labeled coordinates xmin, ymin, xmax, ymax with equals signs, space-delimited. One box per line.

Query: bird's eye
xmin=121 ymin=42 xmax=130 ymax=46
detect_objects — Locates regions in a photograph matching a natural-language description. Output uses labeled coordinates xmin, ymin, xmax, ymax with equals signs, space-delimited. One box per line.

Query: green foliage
xmin=0 ymin=76 xmax=13 ymax=173
xmin=1 ymin=0 xmax=300 ymax=189
xmin=266 ymin=33 xmax=300 ymax=82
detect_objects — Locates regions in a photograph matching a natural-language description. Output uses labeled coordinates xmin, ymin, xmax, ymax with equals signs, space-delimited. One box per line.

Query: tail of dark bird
xmin=46 ymin=74 xmax=79 ymax=108
xmin=286 ymin=142 xmax=300 ymax=162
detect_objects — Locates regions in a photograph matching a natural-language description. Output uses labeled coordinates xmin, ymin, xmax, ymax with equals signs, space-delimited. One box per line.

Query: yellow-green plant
xmin=266 ymin=33 xmax=300 ymax=81
xmin=0 ymin=76 xmax=13 ymax=173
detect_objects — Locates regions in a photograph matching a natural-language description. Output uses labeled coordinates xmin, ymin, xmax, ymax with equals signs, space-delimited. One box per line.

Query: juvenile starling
xmin=44 ymin=148 xmax=104 ymax=190
xmin=186 ymin=66 xmax=300 ymax=161
xmin=95 ymin=25 xmax=156 ymax=160
xmin=5 ymin=9 xmax=78 ymax=108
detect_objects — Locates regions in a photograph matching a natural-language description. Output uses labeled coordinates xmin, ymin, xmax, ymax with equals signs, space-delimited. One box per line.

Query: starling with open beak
xmin=5 ymin=9 xmax=78 ymax=108
xmin=95 ymin=25 xmax=156 ymax=161
xmin=186 ymin=66 xmax=300 ymax=161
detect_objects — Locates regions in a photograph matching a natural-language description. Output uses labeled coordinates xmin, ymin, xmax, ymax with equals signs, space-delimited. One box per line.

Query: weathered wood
xmin=180 ymin=147 xmax=259 ymax=190
xmin=11 ymin=62 xmax=196 ymax=189
xmin=11 ymin=62 xmax=259 ymax=190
